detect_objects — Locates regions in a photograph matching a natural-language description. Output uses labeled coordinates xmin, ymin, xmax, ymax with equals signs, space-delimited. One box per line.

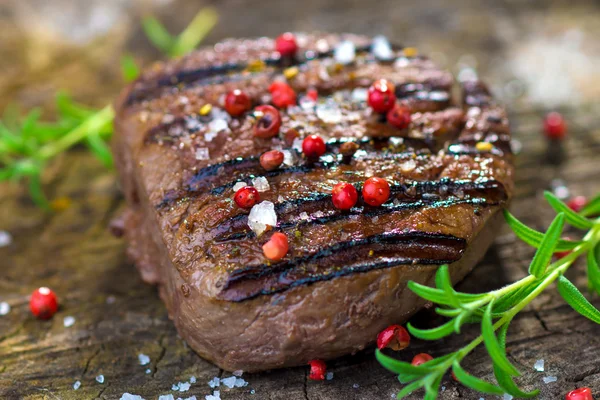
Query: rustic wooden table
xmin=1 ymin=0 xmax=600 ymax=399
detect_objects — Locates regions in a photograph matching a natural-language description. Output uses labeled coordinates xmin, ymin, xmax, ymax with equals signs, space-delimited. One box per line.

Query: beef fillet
xmin=112 ymin=33 xmax=514 ymax=372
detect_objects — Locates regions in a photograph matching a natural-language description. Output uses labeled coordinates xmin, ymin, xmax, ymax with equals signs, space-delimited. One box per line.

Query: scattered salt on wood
xmin=0 ymin=302 xmax=10 ymax=316
xmin=232 ymin=370 xmax=243 ymax=377
xmin=0 ymin=231 xmax=12 ymax=247
xmin=334 ymin=40 xmax=356 ymax=65
xmin=73 ymin=381 xmax=81 ymax=390
xmin=138 ymin=353 xmax=150 ymax=365
xmin=96 ymin=375 xmax=105 ymax=383
xmin=234 ymin=377 xmax=248 ymax=387
xmin=326 ymin=372 xmax=334 ymax=380
xmin=158 ymin=395 xmax=174 ymax=400
xmin=208 ymin=377 xmax=220 ymax=388
xmin=503 ymin=394 xmax=513 ymax=400
xmin=205 ymin=390 xmax=220 ymax=400
xmin=353 ymin=383 xmax=360 ymax=389
xmin=63 ymin=316 xmax=75 ymax=327
xmin=534 ymin=359 xmax=544 ymax=372
xmin=145 ymin=369 xmax=151 ymax=374
xmin=106 ymin=296 xmax=116 ymax=304
xmin=371 ymin=35 xmax=393 ymax=60
xmin=120 ymin=394 xmax=145 ymax=400
xmin=178 ymin=382 xmax=191 ymax=392
xmin=543 ymin=376 xmax=557 ymax=384
xmin=250 ymin=389 xmax=256 ymax=394
xmin=221 ymin=376 xmax=237 ymax=388
xmin=189 ymin=376 xmax=197 ymax=383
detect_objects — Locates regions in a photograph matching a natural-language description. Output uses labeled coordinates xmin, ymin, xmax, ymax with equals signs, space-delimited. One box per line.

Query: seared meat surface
xmin=112 ymin=33 xmax=513 ymax=371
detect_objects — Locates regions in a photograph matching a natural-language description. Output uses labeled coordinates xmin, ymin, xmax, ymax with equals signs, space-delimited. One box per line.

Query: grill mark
xmin=126 ymin=44 xmax=381 ymax=104
xmin=212 ymin=178 xmax=507 ymax=242
xmin=217 ymin=231 xmax=465 ymax=301
xmin=154 ymin=137 xmax=435 ymax=209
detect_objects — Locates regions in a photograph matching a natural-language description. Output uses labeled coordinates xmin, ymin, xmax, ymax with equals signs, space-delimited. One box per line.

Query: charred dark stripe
xmin=126 ymin=44 xmax=380 ymax=104
xmin=213 ymin=178 xmax=507 ymax=242
xmin=218 ymin=231 xmax=465 ymax=301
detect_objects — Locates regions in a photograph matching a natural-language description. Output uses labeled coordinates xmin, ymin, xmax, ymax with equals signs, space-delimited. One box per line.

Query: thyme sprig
xmin=377 ymin=192 xmax=600 ymax=399
xmin=0 ymin=8 xmax=217 ymax=208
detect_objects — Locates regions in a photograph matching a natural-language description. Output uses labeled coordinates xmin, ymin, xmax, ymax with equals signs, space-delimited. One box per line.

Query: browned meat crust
xmin=112 ymin=33 xmax=514 ymax=371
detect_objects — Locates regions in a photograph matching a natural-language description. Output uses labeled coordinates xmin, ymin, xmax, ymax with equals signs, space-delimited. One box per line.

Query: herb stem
xmin=36 ymin=105 xmax=114 ymax=161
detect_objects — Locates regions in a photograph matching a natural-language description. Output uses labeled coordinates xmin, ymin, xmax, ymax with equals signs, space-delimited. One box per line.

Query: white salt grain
xmin=534 ymin=359 xmax=545 ymax=372
xmin=146 ymin=369 xmax=151 ymax=374
xmin=232 ymin=370 xmax=243 ymax=377
xmin=0 ymin=302 xmax=10 ymax=316
xmin=0 ymin=231 xmax=12 ymax=247
xmin=121 ymin=394 xmax=144 ymax=400
xmin=503 ymin=394 xmax=513 ymax=400
xmin=282 ymin=150 xmax=296 ymax=166
xmin=208 ymin=377 xmax=220 ymax=388
xmin=182 ymin=397 xmax=197 ymax=400
xmin=543 ymin=376 xmax=557 ymax=384
xmin=172 ymin=383 xmax=180 ymax=391
xmin=73 ymin=381 xmax=81 ymax=390
xmin=353 ymin=383 xmax=360 ymax=389
xmin=195 ymin=148 xmax=210 ymax=161
xmin=138 ymin=353 xmax=150 ymax=366
xmin=400 ymin=159 xmax=416 ymax=172
xmin=221 ymin=376 xmax=237 ymax=388
xmin=106 ymin=296 xmax=116 ymax=304
xmin=96 ymin=375 xmax=105 ymax=384
xmin=208 ymin=119 xmax=229 ymax=134
xmin=351 ymin=88 xmax=368 ymax=102
xmin=248 ymin=201 xmax=277 ymax=237
xmin=189 ymin=376 xmax=197 ymax=383
xmin=233 ymin=182 xmax=247 ymax=192
xmin=326 ymin=372 xmax=334 ymax=380
xmin=63 ymin=316 xmax=76 ymax=327
xmin=292 ymin=137 xmax=303 ymax=152
xmin=158 ymin=395 xmax=174 ymax=400
xmin=252 ymin=176 xmax=270 ymax=192
xmin=372 ymin=35 xmax=393 ymax=60
xmin=316 ymin=101 xmax=343 ymax=124
xmin=178 ymin=382 xmax=191 ymax=392
xmin=250 ymin=389 xmax=256 ymax=394
xmin=334 ymin=41 xmax=356 ymax=65
xmin=205 ymin=390 xmax=220 ymax=400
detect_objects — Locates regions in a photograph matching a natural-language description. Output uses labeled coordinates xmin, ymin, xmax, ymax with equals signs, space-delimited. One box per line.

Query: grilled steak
xmin=112 ymin=33 xmax=514 ymax=372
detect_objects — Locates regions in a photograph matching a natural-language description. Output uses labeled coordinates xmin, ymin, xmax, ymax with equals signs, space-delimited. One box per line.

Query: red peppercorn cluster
xmin=331 ymin=177 xmax=391 ymax=210
xmin=367 ymin=79 xmax=412 ymax=129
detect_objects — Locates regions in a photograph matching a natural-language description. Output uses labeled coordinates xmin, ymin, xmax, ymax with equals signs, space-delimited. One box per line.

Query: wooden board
xmin=1 ymin=0 xmax=600 ymax=399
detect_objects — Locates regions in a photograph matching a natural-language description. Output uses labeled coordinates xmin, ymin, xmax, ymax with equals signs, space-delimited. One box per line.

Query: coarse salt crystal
xmin=96 ymin=375 xmax=105 ymax=384
xmin=250 ymin=389 xmax=256 ymax=394
xmin=172 ymin=383 xmax=179 ymax=391
xmin=353 ymin=383 xmax=360 ymax=389
xmin=158 ymin=395 xmax=174 ymax=400
xmin=326 ymin=372 xmax=334 ymax=380
xmin=73 ymin=381 xmax=81 ymax=390
xmin=208 ymin=377 xmax=220 ymax=388
xmin=182 ymin=397 xmax=197 ymax=400
xmin=208 ymin=119 xmax=229 ymax=134
xmin=146 ymin=369 xmax=151 ymax=374
xmin=0 ymin=231 xmax=12 ymax=247
xmin=282 ymin=150 xmax=296 ymax=166
xmin=233 ymin=181 xmax=248 ymax=192
xmin=503 ymin=394 xmax=513 ymax=400
xmin=120 ymin=394 xmax=145 ymax=400
xmin=543 ymin=376 xmax=557 ymax=384
xmin=534 ymin=359 xmax=544 ymax=372
xmin=221 ymin=376 xmax=237 ymax=388
xmin=178 ymin=382 xmax=191 ymax=392
xmin=195 ymin=148 xmax=210 ymax=160
xmin=351 ymin=88 xmax=368 ymax=102
xmin=189 ymin=376 xmax=197 ymax=383
xmin=316 ymin=101 xmax=343 ymax=124
xmin=232 ymin=370 xmax=243 ymax=377
xmin=334 ymin=40 xmax=356 ymax=65
xmin=138 ymin=353 xmax=150 ymax=365
xmin=292 ymin=137 xmax=303 ymax=152
xmin=372 ymin=35 xmax=393 ymax=60
xmin=400 ymin=159 xmax=417 ymax=172
xmin=63 ymin=316 xmax=76 ymax=327
xmin=204 ymin=131 xmax=219 ymax=142
xmin=299 ymin=212 xmax=309 ymax=220
xmin=252 ymin=177 xmax=270 ymax=192
xmin=234 ymin=377 xmax=248 ymax=387
xmin=205 ymin=391 xmax=220 ymax=400
xmin=248 ymin=202 xmax=277 ymax=237
xmin=0 ymin=302 xmax=10 ymax=316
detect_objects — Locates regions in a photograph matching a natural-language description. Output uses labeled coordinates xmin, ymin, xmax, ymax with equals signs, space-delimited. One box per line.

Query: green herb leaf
xmin=435 ymin=265 xmax=461 ymax=308
xmin=376 ymin=350 xmax=433 ymax=378
xmin=451 ymin=361 xmax=505 ymax=395
xmin=120 ymin=54 xmax=141 ymax=82
xmin=503 ymin=210 xmax=581 ymax=252
xmin=544 ymin=191 xmax=593 ymax=230
xmin=396 ymin=379 xmax=424 ymax=399
xmin=482 ymin=302 xmax=520 ymax=376
xmin=557 ymin=275 xmax=600 ymax=323
xmin=142 ymin=16 xmax=175 ymax=54
xmin=528 ymin=213 xmax=564 ymax=277
xmin=170 ymin=7 xmax=218 ymax=57
xmin=407 ymin=319 xmax=456 ymax=340
xmin=580 ymin=194 xmax=600 ymax=217
xmin=588 ymin=244 xmax=600 ymax=295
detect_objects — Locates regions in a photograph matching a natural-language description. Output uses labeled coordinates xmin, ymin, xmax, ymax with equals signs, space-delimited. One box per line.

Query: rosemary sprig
xmin=377 ymin=192 xmax=600 ymax=399
xmin=0 ymin=8 xmax=217 ymax=208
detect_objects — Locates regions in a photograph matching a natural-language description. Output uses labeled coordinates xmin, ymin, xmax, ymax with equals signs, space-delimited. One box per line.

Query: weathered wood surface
xmin=1 ymin=0 xmax=600 ymax=399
